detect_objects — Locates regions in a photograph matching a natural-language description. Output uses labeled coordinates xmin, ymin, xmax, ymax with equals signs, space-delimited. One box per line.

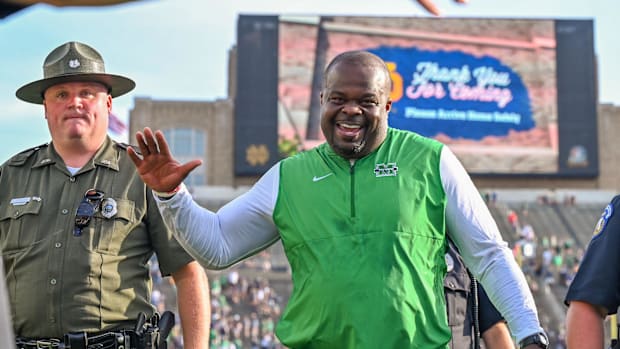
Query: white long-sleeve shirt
xmin=155 ymin=146 xmax=543 ymax=343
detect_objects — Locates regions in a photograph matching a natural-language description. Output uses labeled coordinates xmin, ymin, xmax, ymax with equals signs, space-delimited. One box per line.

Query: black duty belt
xmin=16 ymin=330 xmax=134 ymax=349
xmin=16 ymin=311 xmax=175 ymax=349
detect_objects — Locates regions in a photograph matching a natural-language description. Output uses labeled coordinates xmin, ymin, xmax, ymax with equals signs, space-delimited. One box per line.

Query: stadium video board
xmin=235 ymin=15 xmax=598 ymax=177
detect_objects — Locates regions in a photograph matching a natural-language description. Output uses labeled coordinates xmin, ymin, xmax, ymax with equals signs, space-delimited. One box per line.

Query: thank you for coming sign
xmin=369 ymin=46 xmax=534 ymax=140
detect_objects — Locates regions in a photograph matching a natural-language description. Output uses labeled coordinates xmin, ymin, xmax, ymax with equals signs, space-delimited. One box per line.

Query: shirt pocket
xmin=444 ymin=271 xmax=470 ymax=326
xmin=445 ymin=288 xmax=469 ymax=326
xmin=0 ymin=197 xmax=43 ymax=252
xmin=78 ymin=198 xmax=137 ymax=254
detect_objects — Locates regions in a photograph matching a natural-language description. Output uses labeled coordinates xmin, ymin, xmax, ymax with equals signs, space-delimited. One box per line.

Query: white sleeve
xmin=440 ymin=146 xmax=544 ymax=342
xmin=154 ymin=163 xmax=281 ymax=270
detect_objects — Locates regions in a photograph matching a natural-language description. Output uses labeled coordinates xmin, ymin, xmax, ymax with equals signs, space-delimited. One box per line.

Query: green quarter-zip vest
xmin=273 ymin=128 xmax=450 ymax=349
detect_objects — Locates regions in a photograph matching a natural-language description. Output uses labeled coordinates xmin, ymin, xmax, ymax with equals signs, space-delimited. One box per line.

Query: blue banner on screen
xmin=368 ymin=46 xmax=534 ymax=140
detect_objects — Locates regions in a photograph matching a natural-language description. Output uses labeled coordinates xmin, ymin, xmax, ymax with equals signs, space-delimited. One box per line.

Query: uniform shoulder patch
xmin=7 ymin=143 xmax=49 ymax=166
xmin=592 ymin=203 xmax=613 ymax=239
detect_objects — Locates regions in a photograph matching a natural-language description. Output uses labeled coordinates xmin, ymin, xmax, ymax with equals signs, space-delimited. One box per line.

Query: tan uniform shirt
xmin=0 ymin=137 xmax=194 ymax=339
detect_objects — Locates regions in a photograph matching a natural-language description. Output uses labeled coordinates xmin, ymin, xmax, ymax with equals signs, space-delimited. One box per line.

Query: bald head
xmin=323 ymin=51 xmax=393 ymax=91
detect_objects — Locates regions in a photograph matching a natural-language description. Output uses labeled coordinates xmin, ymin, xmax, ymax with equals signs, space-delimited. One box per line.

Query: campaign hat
xmin=16 ymin=41 xmax=135 ymax=104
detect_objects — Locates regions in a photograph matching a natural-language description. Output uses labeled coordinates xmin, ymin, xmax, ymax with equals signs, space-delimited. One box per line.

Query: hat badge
xmin=68 ymin=59 xmax=81 ymax=69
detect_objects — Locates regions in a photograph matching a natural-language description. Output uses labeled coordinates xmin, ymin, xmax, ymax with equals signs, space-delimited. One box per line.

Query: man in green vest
xmin=130 ymin=50 xmax=547 ymax=349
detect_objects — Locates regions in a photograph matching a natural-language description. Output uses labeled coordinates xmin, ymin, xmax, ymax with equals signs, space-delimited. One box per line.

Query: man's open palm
xmin=128 ymin=127 xmax=202 ymax=193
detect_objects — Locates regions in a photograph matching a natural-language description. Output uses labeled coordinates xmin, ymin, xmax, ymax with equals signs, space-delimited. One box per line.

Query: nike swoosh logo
xmin=312 ymin=173 xmax=333 ymax=182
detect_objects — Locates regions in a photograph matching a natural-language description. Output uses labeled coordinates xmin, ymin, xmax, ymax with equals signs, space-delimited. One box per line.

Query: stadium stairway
xmin=488 ymin=199 xmax=612 ymax=346
xmin=488 ymin=202 xmax=569 ymax=345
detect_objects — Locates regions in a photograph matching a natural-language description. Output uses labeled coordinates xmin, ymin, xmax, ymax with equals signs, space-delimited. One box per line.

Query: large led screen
xmin=235 ymin=15 xmax=598 ymax=177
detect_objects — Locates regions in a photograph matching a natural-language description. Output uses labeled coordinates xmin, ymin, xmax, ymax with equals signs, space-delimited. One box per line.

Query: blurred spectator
xmin=507 ymin=210 xmax=520 ymax=232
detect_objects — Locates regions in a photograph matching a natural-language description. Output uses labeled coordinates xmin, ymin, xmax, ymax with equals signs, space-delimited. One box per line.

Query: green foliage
xmin=278 ymin=135 xmax=302 ymax=158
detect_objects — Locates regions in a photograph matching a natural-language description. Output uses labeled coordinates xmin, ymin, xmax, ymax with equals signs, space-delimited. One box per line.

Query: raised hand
xmin=415 ymin=0 xmax=468 ymax=16
xmin=128 ymin=127 xmax=202 ymax=193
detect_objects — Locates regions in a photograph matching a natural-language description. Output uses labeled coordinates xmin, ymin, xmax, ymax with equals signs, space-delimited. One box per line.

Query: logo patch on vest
xmin=374 ymin=162 xmax=398 ymax=177
xmin=312 ymin=173 xmax=333 ymax=182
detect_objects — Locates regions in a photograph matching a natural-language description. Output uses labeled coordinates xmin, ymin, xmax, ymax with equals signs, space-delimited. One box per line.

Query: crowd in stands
xmin=537 ymin=190 xmax=577 ymax=206
xmin=150 ymin=250 xmax=288 ymax=348
xmin=512 ymin=226 xmax=584 ymax=290
xmin=208 ymin=269 xmax=285 ymax=349
xmin=503 ymin=200 xmax=591 ymax=349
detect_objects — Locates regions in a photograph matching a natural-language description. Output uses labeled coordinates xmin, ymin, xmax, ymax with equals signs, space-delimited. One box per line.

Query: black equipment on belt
xmin=470 ymin=274 xmax=481 ymax=349
xmin=15 ymin=311 xmax=176 ymax=349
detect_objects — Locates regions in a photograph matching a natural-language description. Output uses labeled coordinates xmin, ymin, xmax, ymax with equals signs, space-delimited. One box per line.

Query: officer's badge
xmin=101 ymin=198 xmax=118 ymax=219
xmin=445 ymin=253 xmax=454 ymax=273
xmin=592 ymin=203 xmax=613 ymax=239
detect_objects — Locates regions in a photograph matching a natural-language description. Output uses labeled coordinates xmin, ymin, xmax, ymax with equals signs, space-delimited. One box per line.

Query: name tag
xmin=10 ymin=196 xmax=41 ymax=206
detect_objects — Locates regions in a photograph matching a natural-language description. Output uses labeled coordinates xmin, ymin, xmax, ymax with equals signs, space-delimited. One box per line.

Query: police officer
xmin=445 ymin=240 xmax=514 ymax=349
xmin=0 ymin=41 xmax=210 ymax=348
xmin=565 ymin=196 xmax=620 ymax=348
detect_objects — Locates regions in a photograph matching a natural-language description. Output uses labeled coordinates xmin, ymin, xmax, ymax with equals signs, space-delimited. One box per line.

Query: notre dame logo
xmin=246 ymin=144 xmax=270 ymax=166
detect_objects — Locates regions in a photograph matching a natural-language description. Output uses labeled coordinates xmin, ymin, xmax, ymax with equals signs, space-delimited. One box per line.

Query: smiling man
xmin=319 ymin=52 xmax=391 ymax=159
xmin=130 ymin=50 xmax=546 ymax=349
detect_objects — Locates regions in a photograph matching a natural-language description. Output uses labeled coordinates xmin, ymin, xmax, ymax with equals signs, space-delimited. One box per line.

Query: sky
xmin=0 ymin=0 xmax=617 ymax=163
